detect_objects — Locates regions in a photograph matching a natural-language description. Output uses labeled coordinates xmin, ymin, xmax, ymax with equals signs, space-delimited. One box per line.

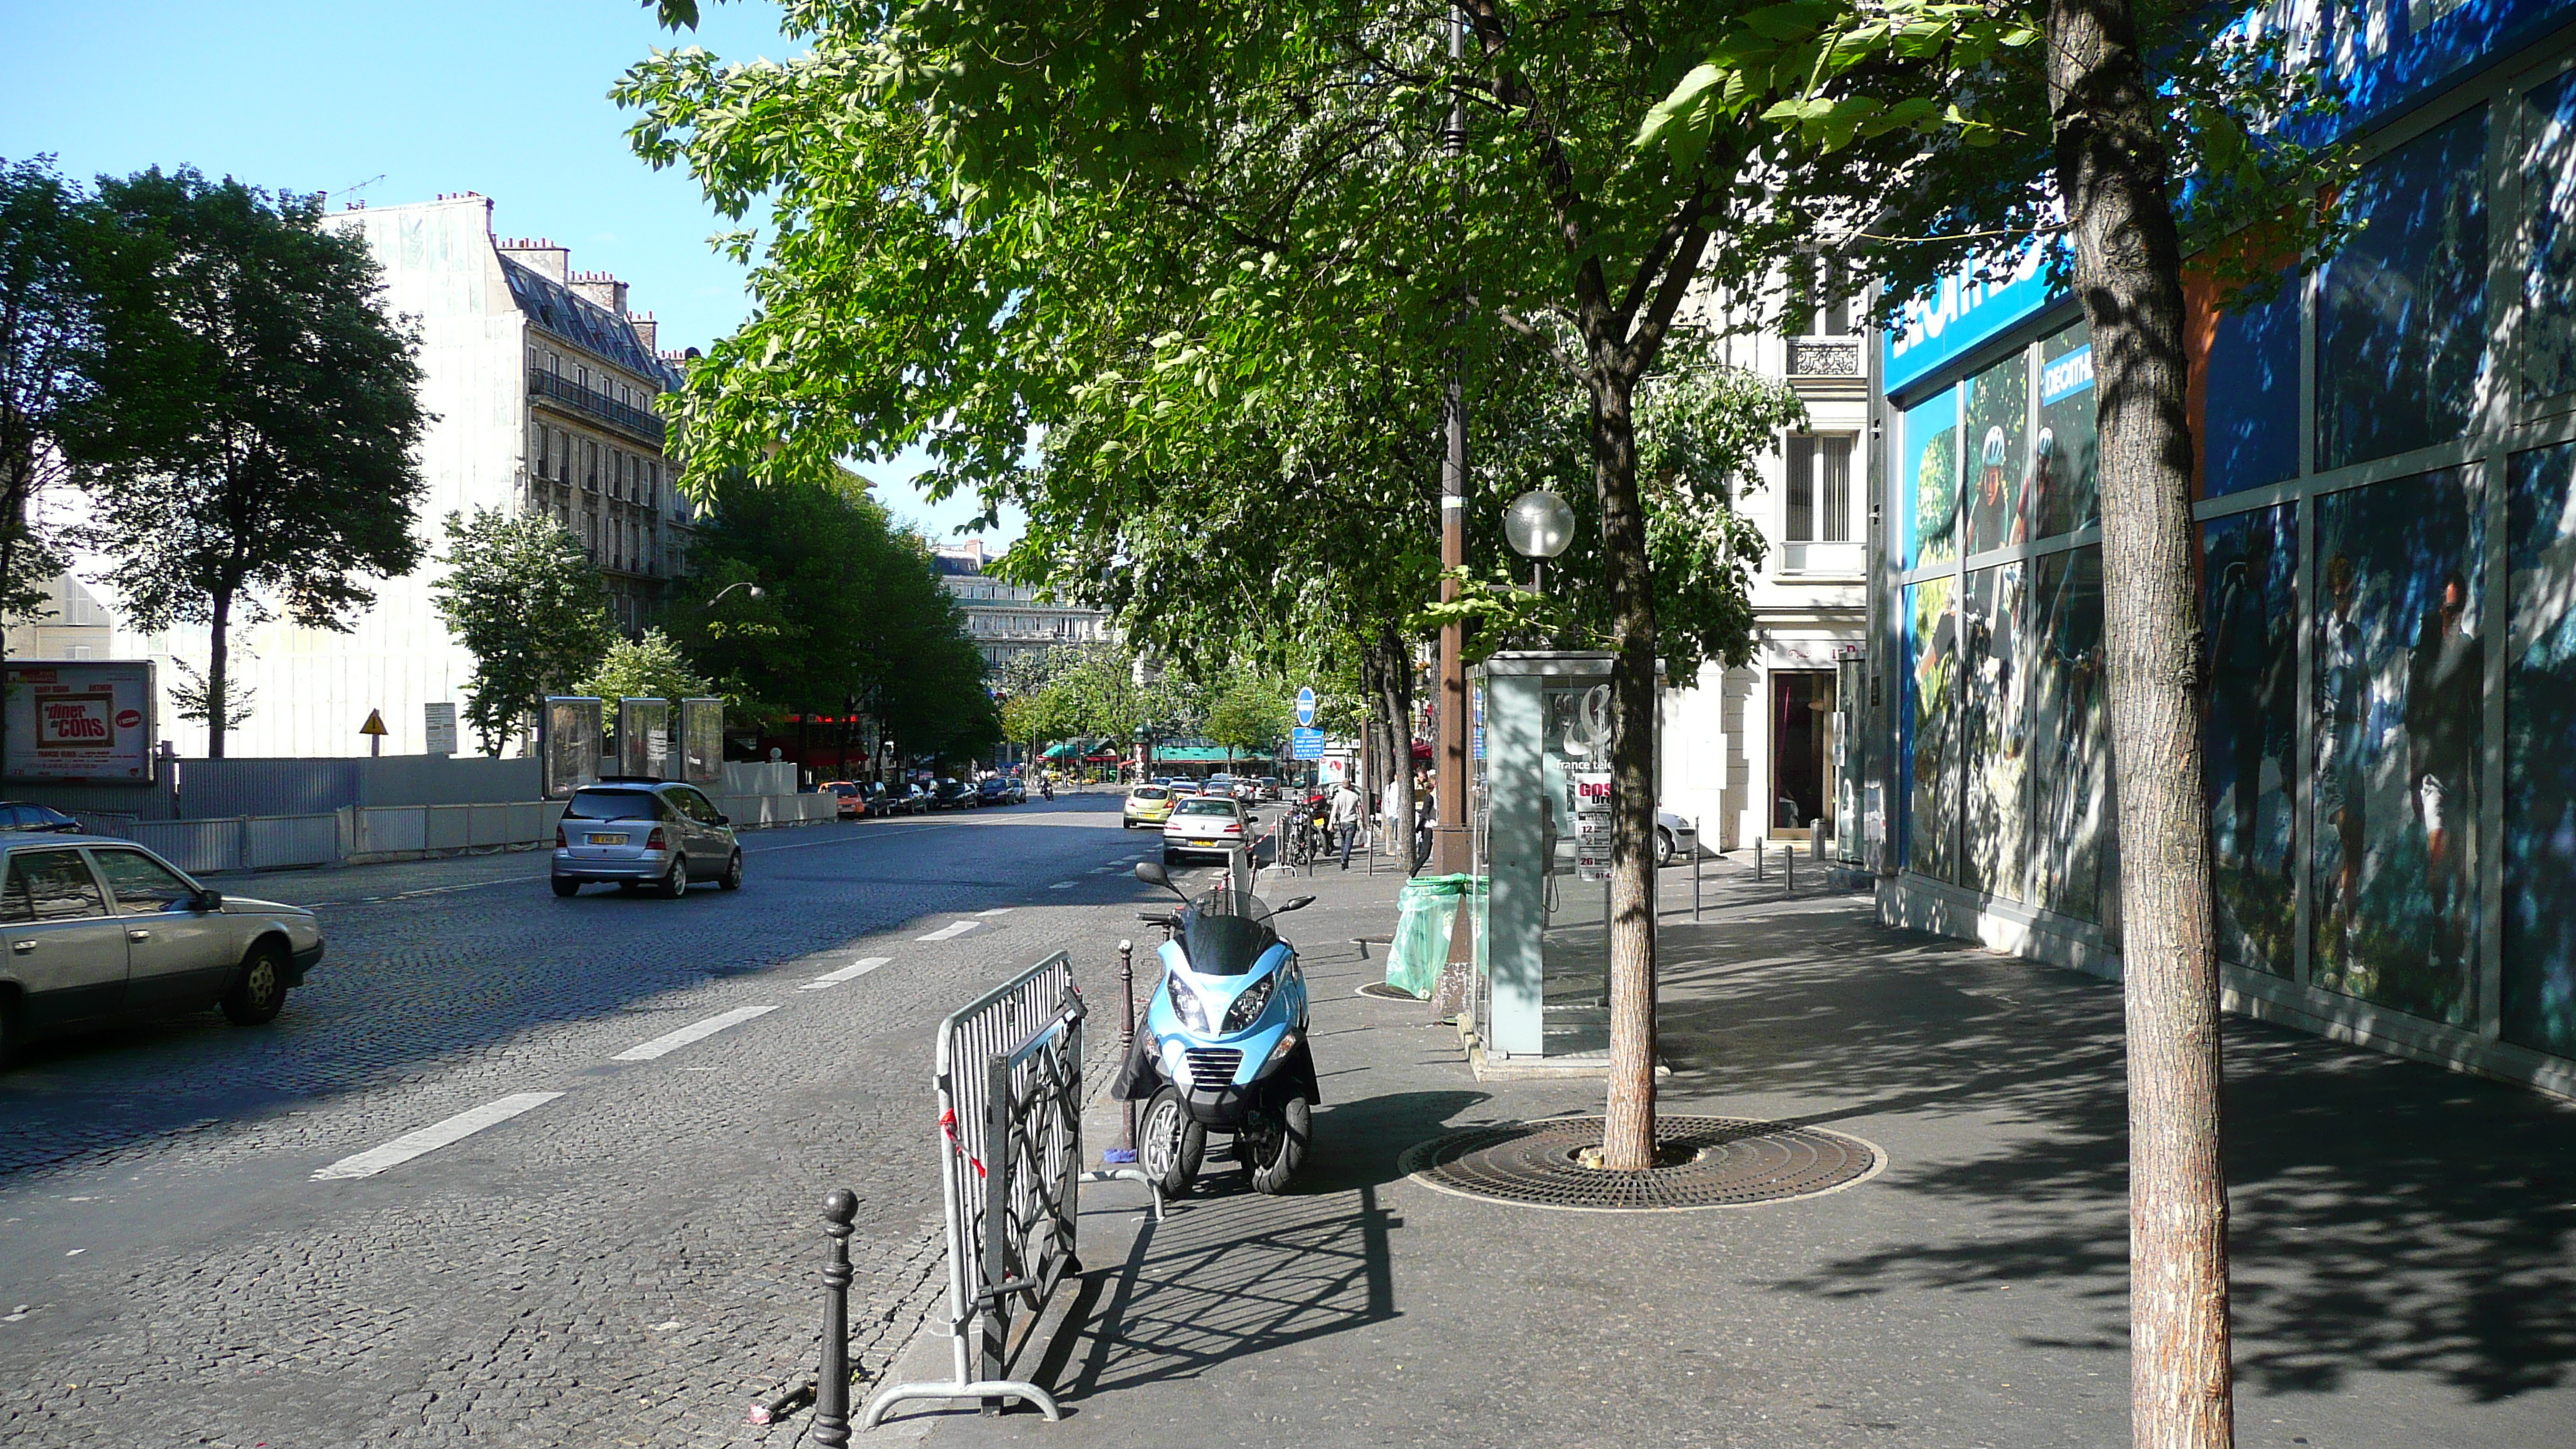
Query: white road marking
xmin=976 ymin=907 xmax=1015 ymax=916
xmin=800 ymin=957 xmax=892 ymax=990
xmin=311 ymin=1092 xmax=565 ymax=1180
xmin=1048 ymin=881 xmax=1077 ymax=890
xmin=915 ymin=920 xmax=982 ymax=941
xmin=611 ymin=1004 xmax=781 ymax=1061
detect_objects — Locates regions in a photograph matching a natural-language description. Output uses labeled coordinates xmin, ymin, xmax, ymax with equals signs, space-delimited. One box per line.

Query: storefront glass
xmin=1958 ymin=564 xmax=2028 ymax=899
xmin=2527 ymin=70 xmax=2576 ymax=402
xmin=1903 ymin=389 xmax=1960 ymax=568
xmin=2032 ymin=324 xmax=2099 ymax=537
xmin=2317 ymin=105 xmax=2490 ymax=469
xmin=2505 ymin=442 xmax=2576 ymax=1053
xmin=2023 ymin=547 xmax=2115 ymax=924
xmin=2203 ymin=505 xmax=2300 ymax=975
xmin=2311 ymin=469 xmax=2483 ymax=1023
xmin=1903 ymin=577 xmax=1959 ymax=882
xmin=2198 ymin=273 xmax=2301 ymax=498
xmin=1963 ymin=353 xmax=2030 ymax=554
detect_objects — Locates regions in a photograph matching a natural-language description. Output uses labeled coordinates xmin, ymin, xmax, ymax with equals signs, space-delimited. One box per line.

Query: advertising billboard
xmin=618 ymin=697 xmax=671 ymax=779
xmin=680 ymin=698 xmax=724 ymax=786
xmin=3 ymin=659 xmax=156 ymax=784
xmin=543 ymin=697 xmax=603 ymax=800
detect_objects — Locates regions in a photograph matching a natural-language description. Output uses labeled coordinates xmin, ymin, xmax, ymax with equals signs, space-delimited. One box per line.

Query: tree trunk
xmin=207 ymin=586 xmax=231 ymax=759
xmin=1372 ymin=625 xmax=1415 ymax=865
xmin=1592 ymin=371 xmax=1660 ymax=1171
xmin=2045 ymin=2 xmax=2235 ymax=1445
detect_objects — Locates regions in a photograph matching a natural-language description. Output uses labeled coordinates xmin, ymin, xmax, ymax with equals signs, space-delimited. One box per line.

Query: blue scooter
xmin=1113 ymin=861 xmax=1319 ymax=1195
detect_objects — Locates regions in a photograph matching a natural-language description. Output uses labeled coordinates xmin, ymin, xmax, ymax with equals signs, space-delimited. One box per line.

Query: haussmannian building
xmin=931 ymin=540 xmax=1110 ymax=668
xmin=67 ymin=191 xmax=698 ymax=758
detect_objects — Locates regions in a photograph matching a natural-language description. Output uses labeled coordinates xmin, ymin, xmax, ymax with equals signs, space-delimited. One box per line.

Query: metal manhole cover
xmin=1356 ymin=981 xmax=1426 ymax=1002
xmin=1400 ymin=1115 xmax=1882 ymax=1212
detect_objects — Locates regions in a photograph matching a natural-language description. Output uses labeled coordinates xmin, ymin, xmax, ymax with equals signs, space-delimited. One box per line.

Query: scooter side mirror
xmin=1133 ymin=861 xmax=1187 ymax=898
xmin=1276 ymin=895 xmax=1317 ymax=913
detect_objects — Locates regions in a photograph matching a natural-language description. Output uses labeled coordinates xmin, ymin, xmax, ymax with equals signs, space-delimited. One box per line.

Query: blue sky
xmin=0 ymin=0 xmax=1020 ymax=546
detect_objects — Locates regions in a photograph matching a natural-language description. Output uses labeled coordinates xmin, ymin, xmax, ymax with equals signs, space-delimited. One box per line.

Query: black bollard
xmin=813 ymin=1187 xmax=858 ymax=1447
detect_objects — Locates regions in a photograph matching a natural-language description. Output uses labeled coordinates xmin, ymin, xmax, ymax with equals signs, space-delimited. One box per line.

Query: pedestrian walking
xmin=1330 ymin=779 xmax=1363 ymax=870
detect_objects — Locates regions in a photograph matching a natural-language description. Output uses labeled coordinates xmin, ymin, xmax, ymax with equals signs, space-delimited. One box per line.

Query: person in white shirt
xmin=1330 ymin=780 xmax=1364 ymax=870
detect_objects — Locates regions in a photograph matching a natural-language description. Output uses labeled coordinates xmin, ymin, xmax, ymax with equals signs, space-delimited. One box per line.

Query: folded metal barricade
xmin=828 ymin=951 xmax=1153 ymax=1437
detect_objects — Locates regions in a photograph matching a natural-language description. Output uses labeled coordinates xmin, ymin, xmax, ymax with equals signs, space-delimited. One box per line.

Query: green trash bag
xmin=1385 ymin=874 xmax=1470 ymax=1000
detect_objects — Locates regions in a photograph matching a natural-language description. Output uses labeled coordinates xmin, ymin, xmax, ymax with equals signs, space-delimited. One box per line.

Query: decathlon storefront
xmin=1865 ymin=0 xmax=2576 ymax=1098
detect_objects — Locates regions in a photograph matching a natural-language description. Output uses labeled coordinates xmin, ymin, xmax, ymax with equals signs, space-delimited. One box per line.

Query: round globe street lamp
xmin=1503 ymin=488 xmax=1575 ymax=591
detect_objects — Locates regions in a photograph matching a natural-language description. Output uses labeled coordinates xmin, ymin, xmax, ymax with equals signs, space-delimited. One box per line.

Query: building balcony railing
xmin=1784 ymin=337 xmax=1865 ymax=379
xmin=529 ymin=368 xmax=666 ymax=448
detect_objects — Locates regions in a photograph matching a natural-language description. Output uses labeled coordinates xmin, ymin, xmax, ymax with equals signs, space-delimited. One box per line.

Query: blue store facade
xmin=1863 ymin=0 xmax=2576 ymax=1097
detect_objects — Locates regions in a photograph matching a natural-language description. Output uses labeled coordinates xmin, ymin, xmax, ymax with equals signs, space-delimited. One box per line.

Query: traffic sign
xmin=1290 ymin=726 xmax=1324 ymax=760
xmin=359 ymin=709 xmax=387 ymax=736
xmin=1293 ymin=686 xmax=1317 ymax=728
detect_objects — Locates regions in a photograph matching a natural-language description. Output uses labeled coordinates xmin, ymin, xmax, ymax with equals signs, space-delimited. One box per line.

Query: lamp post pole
xmin=1435 ymin=3 xmax=1470 ymax=877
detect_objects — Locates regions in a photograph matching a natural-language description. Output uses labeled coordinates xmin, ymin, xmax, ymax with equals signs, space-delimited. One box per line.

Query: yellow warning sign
xmin=360 ymin=709 xmax=388 ymax=736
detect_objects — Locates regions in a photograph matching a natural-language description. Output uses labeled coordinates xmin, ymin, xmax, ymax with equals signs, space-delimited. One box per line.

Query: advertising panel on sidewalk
xmin=3 ymin=659 xmax=156 ymax=784
xmin=543 ymin=697 xmax=603 ymax=800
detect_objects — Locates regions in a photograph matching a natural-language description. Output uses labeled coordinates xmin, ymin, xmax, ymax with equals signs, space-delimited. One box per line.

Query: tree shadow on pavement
xmin=1653 ymin=900 xmax=2576 ymax=1406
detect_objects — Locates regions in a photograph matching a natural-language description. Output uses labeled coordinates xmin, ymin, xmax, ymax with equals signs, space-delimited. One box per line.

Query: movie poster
xmin=2024 ymin=548 xmax=2115 ymax=926
xmin=2506 ymin=443 xmax=2576 ymax=1053
xmin=1905 ymin=578 xmax=1959 ymax=883
xmin=1962 ymin=353 xmax=2030 ymax=556
xmin=2203 ymin=505 xmax=2300 ymax=975
xmin=1958 ymin=564 xmax=2028 ymax=901
xmin=1904 ymin=389 xmax=1960 ymax=568
xmin=2312 ymin=469 xmax=2482 ymax=1023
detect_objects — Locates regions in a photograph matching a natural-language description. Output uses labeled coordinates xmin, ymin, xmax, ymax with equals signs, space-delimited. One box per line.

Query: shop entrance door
xmin=1770 ymin=670 xmax=1837 ymax=838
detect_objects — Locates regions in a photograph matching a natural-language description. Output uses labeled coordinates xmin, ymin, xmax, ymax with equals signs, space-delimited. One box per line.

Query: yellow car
xmin=1122 ymin=784 xmax=1177 ymax=829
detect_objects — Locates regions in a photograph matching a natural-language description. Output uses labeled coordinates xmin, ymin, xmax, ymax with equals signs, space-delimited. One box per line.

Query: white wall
xmin=77 ymin=197 xmax=521 ymax=759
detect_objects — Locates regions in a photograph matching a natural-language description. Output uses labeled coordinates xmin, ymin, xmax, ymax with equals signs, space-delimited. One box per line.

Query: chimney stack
xmin=497 ymin=236 xmax=569 ymax=282
xmin=627 ymin=310 xmax=657 ymax=351
xmin=570 ymin=269 xmax=629 ymax=315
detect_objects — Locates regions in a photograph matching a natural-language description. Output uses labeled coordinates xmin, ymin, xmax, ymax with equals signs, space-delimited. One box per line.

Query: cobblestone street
xmin=0 ymin=793 xmax=1182 ymax=1448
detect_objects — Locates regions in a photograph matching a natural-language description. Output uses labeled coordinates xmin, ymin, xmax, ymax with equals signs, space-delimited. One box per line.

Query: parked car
xmin=1122 ymin=784 xmax=1177 ymax=829
xmin=975 ymin=776 xmax=1015 ymax=807
xmin=1656 ymin=810 xmax=1701 ymax=868
xmin=1001 ymin=776 xmax=1028 ymax=804
xmin=930 ymin=779 xmax=977 ymax=810
xmin=0 ymin=803 xmax=84 ymax=834
xmin=863 ymin=781 xmax=921 ymax=817
xmin=551 ymin=781 xmax=743 ymax=897
xmin=0 ymin=836 xmax=324 ymax=1065
xmin=1162 ymin=796 xmax=1250 ymax=864
xmin=820 ymin=781 xmax=866 ymax=819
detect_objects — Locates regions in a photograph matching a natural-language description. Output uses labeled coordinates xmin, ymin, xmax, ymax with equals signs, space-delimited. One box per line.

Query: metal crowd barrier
xmin=838 ymin=951 xmax=1091 ymax=1435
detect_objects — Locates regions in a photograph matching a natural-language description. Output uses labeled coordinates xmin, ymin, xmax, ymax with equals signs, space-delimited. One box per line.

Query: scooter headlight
xmin=1221 ymin=975 xmax=1277 ymax=1034
xmin=1170 ymin=985 xmax=1212 ymax=1034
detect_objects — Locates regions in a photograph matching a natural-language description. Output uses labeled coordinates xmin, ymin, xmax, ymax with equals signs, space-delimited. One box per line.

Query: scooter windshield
xmin=1180 ymin=887 xmax=1279 ymax=976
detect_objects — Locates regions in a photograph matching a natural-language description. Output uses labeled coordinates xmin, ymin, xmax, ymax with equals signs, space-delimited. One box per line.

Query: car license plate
xmin=587 ymin=833 xmax=629 ymax=845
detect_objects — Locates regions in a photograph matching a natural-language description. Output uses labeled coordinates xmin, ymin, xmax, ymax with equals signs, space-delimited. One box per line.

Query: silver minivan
xmin=0 ymin=836 xmax=325 ymax=1065
xmin=551 ymin=781 xmax=743 ymax=897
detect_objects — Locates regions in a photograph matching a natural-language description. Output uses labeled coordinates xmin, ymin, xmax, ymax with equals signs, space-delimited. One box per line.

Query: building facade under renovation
xmin=1858 ymin=0 xmax=2576 ymax=1098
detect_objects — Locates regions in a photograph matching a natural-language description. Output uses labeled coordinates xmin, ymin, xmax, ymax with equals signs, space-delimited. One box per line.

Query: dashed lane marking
xmin=977 ymin=907 xmax=1015 ymax=916
xmin=611 ymin=1004 xmax=781 ymax=1061
xmin=1048 ymin=882 xmax=1078 ymax=890
xmin=311 ymin=1092 xmax=564 ymax=1180
xmin=915 ymin=920 xmax=983 ymax=942
xmin=801 ymin=957 xmax=892 ymax=990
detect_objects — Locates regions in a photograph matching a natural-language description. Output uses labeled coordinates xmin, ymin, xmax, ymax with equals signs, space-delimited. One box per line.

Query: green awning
xmin=1150 ymin=745 xmax=1253 ymax=764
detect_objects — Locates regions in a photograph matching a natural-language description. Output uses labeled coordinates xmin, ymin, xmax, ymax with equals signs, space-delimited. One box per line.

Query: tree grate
xmin=1400 ymin=1115 xmax=1881 ymax=1212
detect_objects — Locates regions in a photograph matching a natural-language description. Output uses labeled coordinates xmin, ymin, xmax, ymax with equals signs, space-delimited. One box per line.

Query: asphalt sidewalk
xmin=855 ymin=851 xmax=2576 ymax=1449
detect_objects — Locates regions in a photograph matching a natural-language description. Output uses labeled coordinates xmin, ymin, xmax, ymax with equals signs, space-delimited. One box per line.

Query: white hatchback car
xmin=1161 ymin=795 xmax=1250 ymax=865
xmin=552 ymin=781 xmax=743 ymax=898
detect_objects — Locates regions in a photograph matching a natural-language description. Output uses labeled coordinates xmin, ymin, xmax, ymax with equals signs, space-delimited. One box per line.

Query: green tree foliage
xmin=431 ymin=507 xmax=617 ymax=756
xmin=67 ymin=167 xmax=428 ymax=756
xmin=0 ymin=157 xmax=90 ymax=638
xmin=659 ymin=469 xmax=1000 ymax=767
xmin=575 ymin=627 xmax=714 ymax=704
xmin=1201 ymin=675 xmax=1293 ymax=762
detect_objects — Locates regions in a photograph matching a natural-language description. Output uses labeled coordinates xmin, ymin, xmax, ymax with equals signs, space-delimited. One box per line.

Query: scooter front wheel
xmin=1247 ymin=1094 xmax=1312 ymax=1196
xmin=1139 ymin=1088 xmax=1205 ymax=1197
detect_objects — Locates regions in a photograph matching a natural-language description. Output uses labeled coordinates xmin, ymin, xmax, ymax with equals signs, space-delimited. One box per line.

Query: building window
xmin=1785 ymin=255 xmax=1852 ymax=337
xmin=1784 ymin=435 xmax=1855 ymax=542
